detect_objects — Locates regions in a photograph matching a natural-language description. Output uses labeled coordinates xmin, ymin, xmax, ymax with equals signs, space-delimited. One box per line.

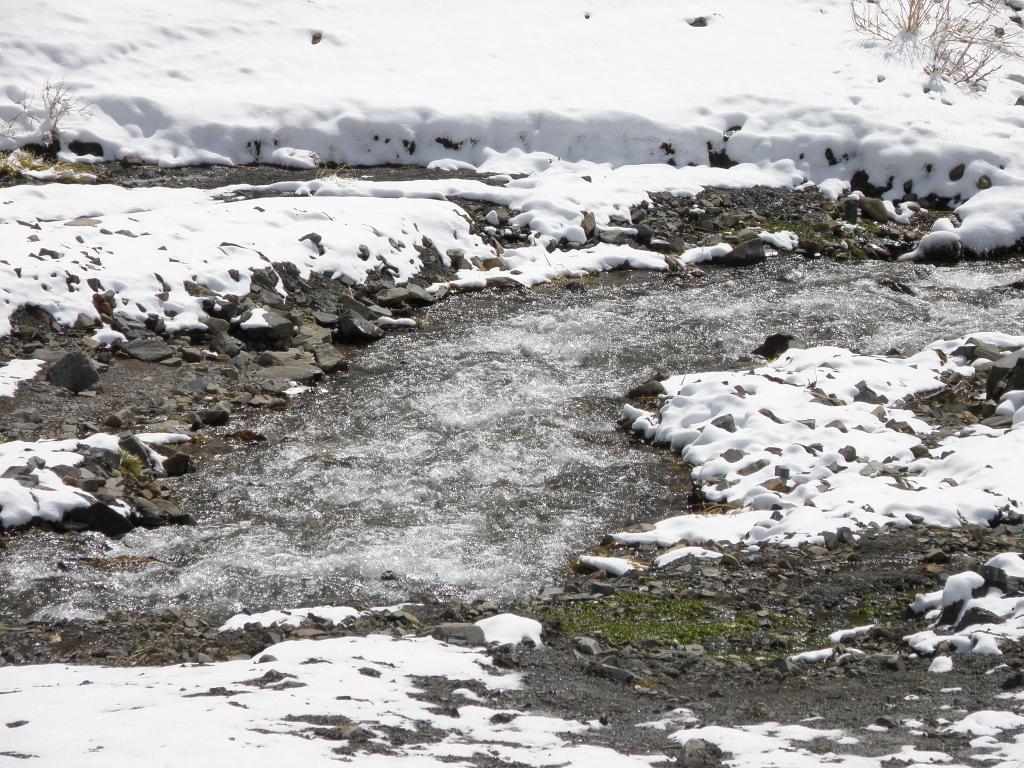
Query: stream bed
xmin=3 ymin=256 xmax=1024 ymax=621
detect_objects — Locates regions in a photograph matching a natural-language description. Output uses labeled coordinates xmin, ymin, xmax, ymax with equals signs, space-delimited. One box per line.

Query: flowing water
xmin=3 ymin=257 xmax=1024 ymax=621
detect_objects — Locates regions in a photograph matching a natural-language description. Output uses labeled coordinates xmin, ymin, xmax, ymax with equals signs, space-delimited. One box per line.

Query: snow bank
xmin=0 ymin=358 xmax=43 ymax=397
xmin=0 ymin=633 xmax=660 ymax=767
xmin=617 ymin=335 xmax=1024 ymax=549
xmin=475 ymin=613 xmax=544 ymax=647
xmin=0 ymin=184 xmax=489 ymax=336
xmin=0 ymin=432 xmax=185 ymax=529
xmin=218 ymin=605 xmax=363 ymax=632
xmin=905 ymin=554 xmax=1024 ymax=657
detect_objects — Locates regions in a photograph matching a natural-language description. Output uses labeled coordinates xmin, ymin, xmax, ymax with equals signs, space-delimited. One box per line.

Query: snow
xmin=0 ymin=185 xmax=488 ymax=336
xmin=578 ymin=555 xmax=638 ymax=577
xmin=0 ymin=634 xmax=662 ymax=768
xmin=218 ymin=605 xmax=363 ymax=632
xmin=986 ymin=553 xmax=1024 ymax=579
xmin=828 ymin=625 xmax=875 ymax=645
xmin=0 ymin=358 xmax=43 ymax=397
xmin=790 ymin=647 xmax=833 ymax=664
xmin=616 ymin=335 xmax=1024 ymax=550
xmin=905 ymin=556 xmax=1024 ymax=657
xmin=654 ymin=546 xmax=723 ymax=568
xmin=0 ymin=431 xmax=189 ymax=528
xmin=929 ymin=656 xmax=954 ymax=674
xmin=474 ymin=614 xmax=544 ymax=647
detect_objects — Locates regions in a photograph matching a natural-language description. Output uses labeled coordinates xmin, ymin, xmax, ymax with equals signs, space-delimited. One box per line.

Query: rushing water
xmin=3 ymin=256 xmax=1024 ymax=621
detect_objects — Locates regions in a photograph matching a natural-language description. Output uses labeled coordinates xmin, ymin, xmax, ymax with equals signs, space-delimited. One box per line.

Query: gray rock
xmin=47 ymin=352 xmax=99 ymax=393
xmin=118 ymin=435 xmax=151 ymax=465
xmin=198 ymin=406 xmax=231 ymax=426
xmin=431 ymin=623 xmax=486 ymax=646
xmin=375 ymin=284 xmax=435 ymax=307
xmin=711 ymin=238 xmax=765 ymax=266
xmin=123 ymin=338 xmax=174 ymax=363
xmin=573 ymin=636 xmax=603 ymax=656
xmin=251 ymin=365 xmax=323 ymax=384
xmin=710 ymin=414 xmax=737 ymax=433
xmin=313 ymin=344 xmax=348 ymax=374
xmin=842 ymin=197 xmax=859 ymax=224
xmin=987 ymin=350 xmax=1024 ymax=400
xmin=63 ymin=502 xmax=134 ymax=537
xmin=626 ymin=379 xmax=665 ymax=398
xmin=313 ymin=311 xmax=339 ymax=327
xmin=678 ymin=738 xmax=724 ymax=768
xmin=337 ymin=311 xmax=384 ymax=343
xmin=162 ymin=452 xmax=191 ymax=477
xmin=236 ymin=310 xmax=294 ymax=344
xmin=858 ymin=197 xmax=892 ymax=223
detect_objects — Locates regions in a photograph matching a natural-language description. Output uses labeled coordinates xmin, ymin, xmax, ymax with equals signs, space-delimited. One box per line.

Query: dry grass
xmin=1 ymin=78 xmax=91 ymax=146
xmin=850 ymin=0 xmax=1022 ymax=88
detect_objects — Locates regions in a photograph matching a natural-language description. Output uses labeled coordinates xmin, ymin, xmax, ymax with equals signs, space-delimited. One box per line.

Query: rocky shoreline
xmin=2 ymin=165 xmax=1024 ymax=765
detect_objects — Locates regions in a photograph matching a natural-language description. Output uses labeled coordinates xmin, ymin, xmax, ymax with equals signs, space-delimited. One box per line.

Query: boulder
xmin=711 ymin=238 xmax=765 ymax=266
xmin=986 ymin=349 xmax=1024 ymax=400
xmin=47 ymin=352 xmax=99 ymax=393
xmin=677 ymin=739 xmax=724 ymax=768
xmin=236 ymin=310 xmax=294 ymax=344
xmin=431 ymin=623 xmax=486 ymax=646
xmin=313 ymin=344 xmax=348 ymax=374
xmin=63 ymin=502 xmax=133 ymax=537
xmin=251 ymin=365 xmax=323 ymax=384
xmin=123 ymin=338 xmax=174 ymax=363
xmin=754 ymin=333 xmax=804 ymax=360
xmin=337 ymin=311 xmax=384 ymax=343
xmin=858 ymin=197 xmax=891 ymax=223
xmin=902 ymin=231 xmax=962 ymax=263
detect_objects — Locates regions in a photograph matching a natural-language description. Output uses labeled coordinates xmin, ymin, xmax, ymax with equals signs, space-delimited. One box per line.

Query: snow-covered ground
xmin=618 ymin=333 xmax=1024 ymax=550
xmin=1 ymin=1 xmax=1024 ymax=320
xmin=0 ymin=630 xmax=660 ymax=768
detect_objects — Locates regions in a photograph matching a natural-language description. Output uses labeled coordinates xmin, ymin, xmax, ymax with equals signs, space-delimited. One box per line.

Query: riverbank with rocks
xmin=2 ymin=165 xmax=1024 ymax=767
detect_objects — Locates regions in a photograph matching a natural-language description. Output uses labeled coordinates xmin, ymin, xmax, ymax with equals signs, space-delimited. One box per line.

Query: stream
xmin=3 ymin=256 xmax=1024 ymax=621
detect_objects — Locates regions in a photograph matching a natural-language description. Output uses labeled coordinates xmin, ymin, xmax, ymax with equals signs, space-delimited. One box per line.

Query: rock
xmin=711 ymin=238 xmax=765 ymax=266
xmin=47 ymin=352 xmax=100 ymax=393
xmin=313 ymin=344 xmax=347 ymax=374
xmin=313 ymin=311 xmax=339 ymax=327
xmin=63 ymin=502 xmax=133 ymax=537
xmin=842 ymin=198 xmax=859 ymax=224
xmin=67 ymin=140 xmax=103 ymax=157
xmin=336 ymin=311 xmax=384 ymax=343
xmin=375 ymin=284 xmax=435 ymax=307
xmin=753 ymin=333 xmax=804 ymax=360
xmin=198 ymin=406 xmax=231 ymax=426
xmin=251 ymin=365 xmax=323 ymax=384
xmin=710 ymin=414 xmax=736 ymax=432
xmin=987 ymin=350 xmax=1024 ymax=400
xmin=236 ymin=310 xmax=294 ymax=344
xmin=580 ymin=211 xmax=597 ymax=239
xmin=981 ymin=558 xmax=1023 ymax=593
xmin=431 ymin=623 xmax=486 ymax=646
xmin=955 ymin=606 xmax=1003 ymax=631
xmin=118 ymin=435 xmax=151 ymax=465
xmin=858 ymin=197 xmax=891 ymax=223
xmin=905 ymin=231 xmax=962 ymax=263
xmin=678 ymin=738 xmax=724 ymax=768
xmin=627 ymin=379 xmax=665 ymax=398
xmin=123 ymin=338 xmax=174 ymax=363
xmin=162 ymin=452 xmax=191 ymax=477
xmin=573 ymin=636 xmax=603 ymax=656
xmin=1002 ymin=671 xmax=1024 ymax=690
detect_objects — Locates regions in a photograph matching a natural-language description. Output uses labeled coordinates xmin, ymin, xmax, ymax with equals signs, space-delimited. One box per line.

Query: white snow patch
xmin=475 ymin=614 xmax=544 ymax=647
